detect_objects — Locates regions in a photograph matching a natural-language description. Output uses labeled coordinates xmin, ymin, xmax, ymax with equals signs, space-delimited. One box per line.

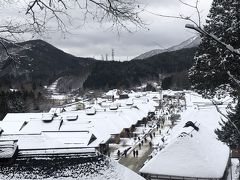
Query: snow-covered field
xmin=46 ymin=78 xmax=71 ymax=100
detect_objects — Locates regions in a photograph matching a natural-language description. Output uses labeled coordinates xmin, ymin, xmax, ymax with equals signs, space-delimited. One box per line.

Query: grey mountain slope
xmin=0 ymin=39 xmax=95 ymax=88
xmin=134 ymin=36 xmax=201 ymax=60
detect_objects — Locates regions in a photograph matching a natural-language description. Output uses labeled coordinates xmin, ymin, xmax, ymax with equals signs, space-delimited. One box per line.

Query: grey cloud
xmin=4 ymin=0 xmax=212 ymax=61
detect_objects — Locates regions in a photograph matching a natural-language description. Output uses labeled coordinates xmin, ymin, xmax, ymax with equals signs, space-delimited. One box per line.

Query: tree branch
xmin=146 ymin=0 xmax=202 ymax=28
xmin=24 ymin=0 xmax=145 ymax=33
xmin=212 ymin=100 xmax=240 ymax=137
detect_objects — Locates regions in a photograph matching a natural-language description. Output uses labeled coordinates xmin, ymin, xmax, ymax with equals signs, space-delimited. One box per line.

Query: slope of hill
xmin=0 ymin=38 xmax=198 ymax=92
xmin=134 ymin=36 xmax=200 ymax=60
xmin=0 ymin=40 xmax=95 ymax=89
xmin=83 ymin=47 xmax=197 ymax=90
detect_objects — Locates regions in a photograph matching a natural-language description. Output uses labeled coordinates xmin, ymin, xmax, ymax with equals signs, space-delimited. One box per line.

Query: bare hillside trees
xmin=0 ymin=0 xmax=144 ymax=54
xmin=0 ymin=0 xmax=143 ymax=36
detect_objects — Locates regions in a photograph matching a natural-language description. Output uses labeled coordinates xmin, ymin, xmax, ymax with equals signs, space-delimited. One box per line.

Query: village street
xmin=118 ymin=123 xmax=171 ymax=173
xmin=114 ymin=94 xmax=183 ymax=174
xmin=118 ymin=133 xmax=155 ymax=173
xmin=119 ymin=143 xmax=153 ymax=173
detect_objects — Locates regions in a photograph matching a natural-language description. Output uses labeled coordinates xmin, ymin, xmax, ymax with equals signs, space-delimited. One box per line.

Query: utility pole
xmin=159 ymin=74 xmax=163 ymax=110
xmin=112 ymin=49 xmax=115 ymax=61
xmin=101 ymin=54 xmax=104 ymax=61
xmin=105 ymin=54 xmax=108 ymax=61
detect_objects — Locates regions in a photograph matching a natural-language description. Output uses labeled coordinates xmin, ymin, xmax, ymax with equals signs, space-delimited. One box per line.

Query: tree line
xmin=83 ymin=47 xmax=197 ymax=90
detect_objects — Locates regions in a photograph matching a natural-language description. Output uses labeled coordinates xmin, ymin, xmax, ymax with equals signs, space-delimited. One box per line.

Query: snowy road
xmin=119 ymin=126 xmax=164 ymax=174
xmin=119 ymin=139 xmax=153 ymax=173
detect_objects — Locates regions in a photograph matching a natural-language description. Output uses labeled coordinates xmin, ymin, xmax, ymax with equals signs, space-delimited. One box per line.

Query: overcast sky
xmin=3 ymin=0 xmax=213 ymax=61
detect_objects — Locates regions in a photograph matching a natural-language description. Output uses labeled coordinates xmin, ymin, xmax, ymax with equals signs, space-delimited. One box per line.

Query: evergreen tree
xmin=144 ymin=83 xmax=157 ymax=92
xmin=189 ymin=0 xmax=240 ymax=147
xmin=0 ymin=92 xmax=8 ymax=119
xmin=189 ymin=0 xmax=240 ymax=98
xmin=215 ymin=101 xmax=240 ymax=148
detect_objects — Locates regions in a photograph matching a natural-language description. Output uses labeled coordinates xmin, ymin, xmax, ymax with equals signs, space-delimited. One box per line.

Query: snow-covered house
xmin=0 ymin=113 xmax=103 ymax=156
xmin=140 ymin=122 xmax=230 ymax=180
xmin=0 ymin=91 xmax=157 ymax=158
xmin=105 ymin=89 xmax=120 ymax=101
xmin=119 ymin=93 xmax=129 ymax=99
xmin=49 ymin=107 xmax=66 ymax=114
xmin=0 ymin=108 xmax=145 ymax=156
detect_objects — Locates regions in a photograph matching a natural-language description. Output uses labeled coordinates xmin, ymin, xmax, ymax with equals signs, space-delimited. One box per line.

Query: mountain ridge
xmin=134 ymin=36 xmax=200 ymax=60
xmin=0 ymin=39 xmax=96 ymax=90
xmin=0 ymin=37 xmax=199 ymax=91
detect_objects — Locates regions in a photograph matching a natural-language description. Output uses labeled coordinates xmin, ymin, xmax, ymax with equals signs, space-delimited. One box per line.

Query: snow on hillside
xmin=133 ymin=49 xmax=166 ymax=60
xmin=134 ymin=36 xmax=201 ymax=60
xmin=167 ymin=36 xmax=201 ymax=52
xmin=46 ymin=78 xmax=69 ymax=100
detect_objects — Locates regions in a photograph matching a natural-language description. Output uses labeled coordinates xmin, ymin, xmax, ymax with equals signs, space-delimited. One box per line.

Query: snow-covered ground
xmin=46 ymin=78 xmax=70 ymax=100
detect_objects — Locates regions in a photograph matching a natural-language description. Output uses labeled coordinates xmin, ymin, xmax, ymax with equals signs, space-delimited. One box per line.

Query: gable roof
xmin=140 ymin=124 xmax=229 ymax=179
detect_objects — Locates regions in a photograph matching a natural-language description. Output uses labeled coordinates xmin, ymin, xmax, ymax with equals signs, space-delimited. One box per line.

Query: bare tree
xmin=180 ymin=0 xmax=240 ymax=141
xmin=146 ymin=0 xmax=202 ymax=27
xmin=146 ymin=0 xmax=240 ymax=90
xmin=0 ymin=0 xmax=144 ymax=36
xmin=0 ymin=0 xmax=144 ymax=58
xmin=25 ymin=0 xmax=144 ymax=32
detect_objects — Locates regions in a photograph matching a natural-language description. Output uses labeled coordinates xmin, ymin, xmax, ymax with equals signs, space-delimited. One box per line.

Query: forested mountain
xmin=0 ymin=39 xmax=197 ymax=92
xmin=0 ymin=40 xmax=95 ymax=90
xmin=84 ymin=47 xmax=197 ymax=90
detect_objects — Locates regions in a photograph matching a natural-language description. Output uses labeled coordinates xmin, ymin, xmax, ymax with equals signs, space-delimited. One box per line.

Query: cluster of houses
xmin=0 ymin=89 xmax=233 ymax=180
xmin=0 ymin=90 xmax=160 ymax=160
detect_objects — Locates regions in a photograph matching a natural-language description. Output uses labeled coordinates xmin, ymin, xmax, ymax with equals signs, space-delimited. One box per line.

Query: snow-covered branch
xmin=212 ymin=100 xmax=240 ymax=137
xmin=227 ymin=71 xmax=240 ymax=88
xmin=185 ymin=24 xmax=240 ymax=56
xmin=0 ymin=0 xmax=145 ymax=64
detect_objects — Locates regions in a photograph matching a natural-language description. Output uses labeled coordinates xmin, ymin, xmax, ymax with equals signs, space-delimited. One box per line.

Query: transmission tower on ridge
xmin=112 ymin=49 xmax=115 ymax=61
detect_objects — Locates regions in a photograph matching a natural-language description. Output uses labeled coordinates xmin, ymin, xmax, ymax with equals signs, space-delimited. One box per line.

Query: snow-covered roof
xmin=0 ymin=91 xmax=157 ymax=151
xmin=0 ymin=113 xmax=104 ymax=150
xmin=105 ymin=89 xmax=120 ymax=98
xmin=140 ymin=123 xmax=230 ymax=179
xmin=0 ymin=109 xmax=135 ymax=149
xmin=0 ymin=140 xmax=18 ymax=158
xmin=0 ymin=131 xmax=97 ymax=150
xmin=49 ymin=107 xmax=65 ymax=114
xmin=85 ymin=107 xmax=96 ymax=115
xmin=20 ymin=118 xmax=61 ymax=133
xmin=0 ymin=155 xmax=145 ymax=180
xmin=0 ymin=113 xmax=52 ymax=134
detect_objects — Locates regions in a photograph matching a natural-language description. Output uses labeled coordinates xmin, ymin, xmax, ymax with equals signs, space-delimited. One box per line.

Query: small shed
xmin=49 ymin=107 xmax=66 ymax=114
xmin=119 ymin=94 xmax=129 ymax=99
